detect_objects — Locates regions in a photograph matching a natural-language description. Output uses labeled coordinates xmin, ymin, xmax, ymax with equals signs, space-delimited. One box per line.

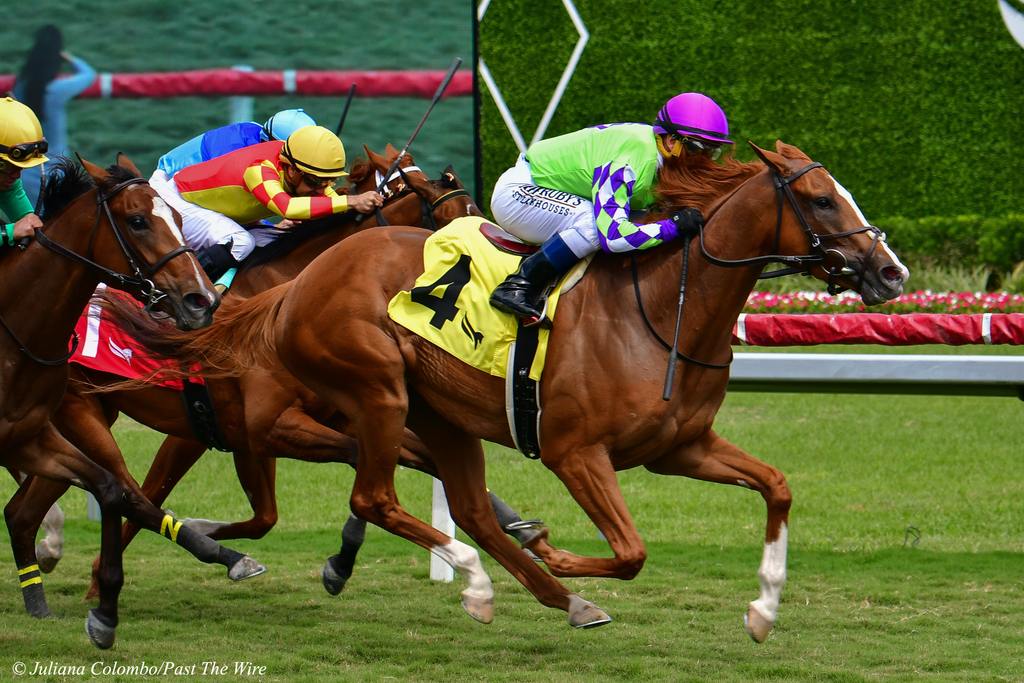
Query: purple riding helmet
xmin=653 ymin=92 xmax=733 ymax=145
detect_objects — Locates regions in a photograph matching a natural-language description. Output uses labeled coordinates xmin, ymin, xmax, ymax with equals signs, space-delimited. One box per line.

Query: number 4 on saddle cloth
xmin=387 ymin=216 xmax=590 ymax=458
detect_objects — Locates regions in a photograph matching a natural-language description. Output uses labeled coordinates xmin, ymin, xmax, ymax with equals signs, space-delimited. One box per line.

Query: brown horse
xmin=109 ymin=141 xmax=910 ymax=640
xmin=0 ymin=156 xmax=266 ymax=649
xmin=8 ymin=149 xmax=484 ymax=602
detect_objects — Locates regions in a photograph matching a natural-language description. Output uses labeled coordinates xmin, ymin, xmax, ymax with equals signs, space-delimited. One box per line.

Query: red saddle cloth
xmin=70 ymin=292 xmax=197 ymax=390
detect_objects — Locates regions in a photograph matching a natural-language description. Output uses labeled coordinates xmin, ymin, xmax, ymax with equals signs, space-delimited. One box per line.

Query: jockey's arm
xmin=243 ymin=161 xmax=349 ymax=220
xmin=0 ymin=180 xmax=40 ymax=245
xmin=590 ymin=161 xmax=678 ymax=253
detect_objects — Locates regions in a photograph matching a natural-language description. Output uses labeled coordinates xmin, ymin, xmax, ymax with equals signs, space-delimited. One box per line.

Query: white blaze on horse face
xmin=149 ymin=195 xmax=212 ymax=289
xmin=749 ymin=522 xmax=787 ymax=623
xmin=430 ymin=539 xmax=494 ymax=602
xmin=149 ymin=196 xmax=186 ymax=246
xmin=830 ymin=177 xmax=910 ymax=279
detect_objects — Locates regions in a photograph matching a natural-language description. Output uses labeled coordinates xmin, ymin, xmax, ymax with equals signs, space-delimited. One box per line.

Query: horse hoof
xmin=85 ymin=609 xmax=116 ymax=650
xmin=460 ymin=592 xmax=494 ymax=624
xmin=321 ymin=560 xmax=349 ymax=596
xmin=35 ymin=543 xmax=61 ymax=574
xmin=567 ymin=594 xmax=612 ymax=629
xmin=228 ymin=556 xmax=267 ymax=581
xmin=744 ymin=603 xmax=774 ymax=643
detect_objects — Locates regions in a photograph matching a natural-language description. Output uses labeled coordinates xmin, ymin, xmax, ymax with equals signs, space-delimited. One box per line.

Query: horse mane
xmin=38 ymin=157 xmax=141 ymax=220
xmin=98 ymin=163 xmax=139 ymax=191
xmin=39 ymin=156 xmax=92 ymax=219
xmin=654 ymin=154 xmax=762 ymax=216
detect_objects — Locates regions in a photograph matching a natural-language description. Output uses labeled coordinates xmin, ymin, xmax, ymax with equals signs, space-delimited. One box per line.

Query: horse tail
xmin=98 ymin=284 xmax=290 ymax=383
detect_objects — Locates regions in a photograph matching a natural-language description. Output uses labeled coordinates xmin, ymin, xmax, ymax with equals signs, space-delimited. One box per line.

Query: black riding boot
xmin=196 ymin=242 xmax=238 ymax=281
xmin=490 ymin=234 xmax=578 ymax=321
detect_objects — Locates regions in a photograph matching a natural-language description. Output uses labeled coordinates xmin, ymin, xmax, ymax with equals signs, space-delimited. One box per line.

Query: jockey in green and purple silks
xmin=0 ymin=97 xmax=47 ymax=248
xmin=489 ymin=92 xmax=734 ymax=322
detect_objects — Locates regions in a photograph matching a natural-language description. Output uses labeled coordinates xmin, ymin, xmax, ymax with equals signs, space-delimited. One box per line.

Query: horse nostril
xmin=881 ymin=265 xmax=904 ymax=283
xmin=184 ymin=292 xmax=213 ymax=312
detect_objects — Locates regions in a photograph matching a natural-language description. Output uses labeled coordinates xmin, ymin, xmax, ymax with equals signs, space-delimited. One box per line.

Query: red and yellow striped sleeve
xmin=242 ymin=161 xmax=349 ymax=220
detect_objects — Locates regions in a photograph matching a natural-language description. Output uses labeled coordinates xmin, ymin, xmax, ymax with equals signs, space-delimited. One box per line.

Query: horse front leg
xmin=646 ymin=429 xmax=792 ymax=643
xmin=3 ymin=475 xmax=69 ymax=617
xmin=182 ymin=448 xmax=278 ymax=540
xmin=6 ymin=468 xmax=66 ymax=574
xmin=527 ymin=443 xmax=649 ymax=580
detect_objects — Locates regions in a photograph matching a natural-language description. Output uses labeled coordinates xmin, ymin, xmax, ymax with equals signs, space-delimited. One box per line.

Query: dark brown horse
xmin=0 ymin=156 xmax=265 ymax=649
xmin=118 ymin=140 xmax=908 ymax=640
xmin=8 ymin=148 xmax=484 ymax=602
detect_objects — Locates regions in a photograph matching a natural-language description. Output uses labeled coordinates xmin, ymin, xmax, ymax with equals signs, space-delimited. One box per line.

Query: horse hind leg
xmin=646 ymin=429 xmax=791 ymax=643
xmin=406 ymin=404 xmax=606 ymax=628
xmin=322 ymin=513 xmax=366 ymax=596
xmin=36 ymin=499 xmax=65 ymax=573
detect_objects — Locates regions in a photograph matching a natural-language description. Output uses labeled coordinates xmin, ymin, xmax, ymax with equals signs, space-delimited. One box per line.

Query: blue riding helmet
xmin=260 ymin=108 xmax=316 ymax=142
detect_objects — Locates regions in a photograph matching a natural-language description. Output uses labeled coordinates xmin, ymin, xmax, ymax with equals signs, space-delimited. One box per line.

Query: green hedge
xmin=479 ymin=1 xmax=1024 ymax=221
xmin=881 ymin=214 xmax=1024 ymax=272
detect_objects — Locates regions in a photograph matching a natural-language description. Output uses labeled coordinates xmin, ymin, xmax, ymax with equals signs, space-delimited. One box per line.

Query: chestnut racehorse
xmin=8 ymin=149 xmax=485 ymax=601
xmin=109 ymin=141 xmax=909 ymax=641
xmin=0 ymin=156 xmax=265 ymax=649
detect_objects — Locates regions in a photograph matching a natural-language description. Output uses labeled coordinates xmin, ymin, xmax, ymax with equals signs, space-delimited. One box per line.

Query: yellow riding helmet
xmin=280 ymin=125 xmax=348 ymax=178
xmin=0 ymin=97 xmax=48 ymax=169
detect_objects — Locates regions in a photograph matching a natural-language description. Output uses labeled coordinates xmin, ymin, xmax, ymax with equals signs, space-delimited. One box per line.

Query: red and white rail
xmin=733 ymin=313 xmax=1024 ymax=346
xmin=0 ymin=68 xmax=473 ymax=99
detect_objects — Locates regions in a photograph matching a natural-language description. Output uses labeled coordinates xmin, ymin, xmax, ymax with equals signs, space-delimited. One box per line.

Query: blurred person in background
xmin=153 ymin=125 xmax=383 ymax=293
xmin=12 ymin=24 xmax=95 ymax=206
xmin=0 ymin=97 xmax=47 ymax=248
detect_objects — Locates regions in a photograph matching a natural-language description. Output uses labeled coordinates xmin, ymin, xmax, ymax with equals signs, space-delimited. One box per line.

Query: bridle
xmin=697 ymin=161 xmax=885 ymax=295
xmin=370 ymin=165 xmax=472 ymax=230
xmin=0 ymin=177 xmax=194 ymax=365
xmin=634 ymin=160 xmax=888 ymax=382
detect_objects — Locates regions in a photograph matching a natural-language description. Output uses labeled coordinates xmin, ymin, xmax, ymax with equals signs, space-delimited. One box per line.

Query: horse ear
xmin=774 ymin=140 xmax=811 ymax=162
xmin=364 ymin=145 xmax=386 ymax=169
xmin=79 ymin=157 xmax=108 ymax=183
xmin=385 ymin=142 xmax=399 ymax=158
xmin=747 ymin=140 xmax=785 ymax=174
xmin=115 ymin=152 xmax=142 ymax=178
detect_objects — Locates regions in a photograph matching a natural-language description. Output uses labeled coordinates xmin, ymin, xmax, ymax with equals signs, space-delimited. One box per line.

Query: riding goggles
xmin=301 ymin=172 xmax=335 ymax=190
xmin=0 ymin=139 xmax=48 ymax=162
xmin=679 ymin=136 xmax=724 ymax=161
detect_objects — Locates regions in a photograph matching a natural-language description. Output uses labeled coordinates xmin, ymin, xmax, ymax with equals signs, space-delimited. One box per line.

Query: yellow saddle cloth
xmin=388 ymin=216 xmax=574 ymax=381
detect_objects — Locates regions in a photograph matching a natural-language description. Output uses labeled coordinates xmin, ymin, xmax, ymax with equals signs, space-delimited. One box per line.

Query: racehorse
xmin=0 ymin=156 xmax=264 ymax=649
xmin=107 ymin=141 xmax=909 ymax=641
xmin=7 ymin=149 xmax=485 ymax=602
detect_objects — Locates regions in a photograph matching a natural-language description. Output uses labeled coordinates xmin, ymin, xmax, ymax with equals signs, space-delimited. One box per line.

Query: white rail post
xmin=86 ymin=493 xmax=101 ymax=521
xmin=229 ymin=64 xmax=254 ymax=124
xmin=429 ymin=478 xmax=456 ymax=582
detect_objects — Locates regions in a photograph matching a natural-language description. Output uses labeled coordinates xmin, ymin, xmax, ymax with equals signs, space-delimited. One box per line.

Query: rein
xmin=0 ymin=176 xmax=192 ymax=366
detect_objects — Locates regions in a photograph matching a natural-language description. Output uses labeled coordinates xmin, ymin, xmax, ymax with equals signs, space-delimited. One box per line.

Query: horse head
xmin=78 ymin=155 xmax=218 ymax=329
xmin=356 ymin=146 xmax=482 ymax=228
xmin=745 ymin=141 xmax=909 ymax=305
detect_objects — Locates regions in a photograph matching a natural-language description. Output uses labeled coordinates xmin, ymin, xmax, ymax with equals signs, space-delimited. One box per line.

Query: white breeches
xmin=489 ymin=155 xmax=600 ymax=259
xmin=149 ymin=169 xmax=256 ymax=261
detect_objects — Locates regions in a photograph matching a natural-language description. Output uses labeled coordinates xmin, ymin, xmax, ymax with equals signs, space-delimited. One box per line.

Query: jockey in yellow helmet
xmin=0 ymin=97 xmax=47 ymax=248
xmin=151 ymin=125 xmax=383 ymax=292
